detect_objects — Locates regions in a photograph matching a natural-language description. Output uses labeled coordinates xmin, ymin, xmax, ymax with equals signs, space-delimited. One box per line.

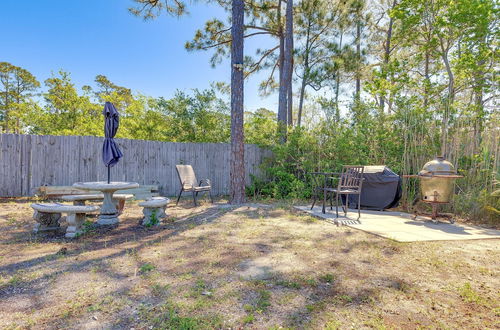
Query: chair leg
xmin=322 ymin=189 xmax=326 ymax=214
xmin=311 ymin=191 xmax=317 ymax=210
xmin=330 ymin=191 xmax=333 ymax=210
xmin=209 ymin=189 xmax=214 ymax=203
xmin=176 ymin=188 xmax=183 ymax=205
xmin=192 ymin=191 xmax=197 ymax=206
xmin=335 ymin=193 xmax=339 ymax=218
xmin=344 ymin=196 xmax=347 ymax=216
xmin=357 ymin=194 xmax=361 ymax=220
xmin=340 ymin=195 xmax=347 ymax=216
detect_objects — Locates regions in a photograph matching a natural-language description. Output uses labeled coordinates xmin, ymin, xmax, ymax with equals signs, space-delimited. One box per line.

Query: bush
xmin=246 ymin=121 xmax=499 ymax=226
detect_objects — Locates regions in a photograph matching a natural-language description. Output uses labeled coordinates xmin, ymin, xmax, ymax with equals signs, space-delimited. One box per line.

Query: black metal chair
xmin=327 ymin=166 xmax=364 ymax=222
xmin=310 ymin=172 xmax=338 ymax=214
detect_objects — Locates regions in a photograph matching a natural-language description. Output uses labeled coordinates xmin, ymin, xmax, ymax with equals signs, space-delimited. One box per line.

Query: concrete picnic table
xmin=72 ymin=181 xmax=139 ymax=225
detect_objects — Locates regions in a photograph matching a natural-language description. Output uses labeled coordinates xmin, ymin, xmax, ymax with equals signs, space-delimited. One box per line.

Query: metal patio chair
xmin=310 ymin=172 xmax=339 ymax=214
xmin=175 ymin=165 xmax=213 ymax=206
xmin=327 ymin=165 xmax=364 ymax=222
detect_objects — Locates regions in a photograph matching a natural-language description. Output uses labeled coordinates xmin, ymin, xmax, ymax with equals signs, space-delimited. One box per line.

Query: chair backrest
xmin=176 ymin=165 xmax=198 ymax=188
xmin=338 ymin=166 xmax=364 ymax=190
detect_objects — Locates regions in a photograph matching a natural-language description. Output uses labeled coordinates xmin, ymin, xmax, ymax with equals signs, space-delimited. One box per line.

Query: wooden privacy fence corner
xmin=0 ymin=133 xmax=272 ymax=198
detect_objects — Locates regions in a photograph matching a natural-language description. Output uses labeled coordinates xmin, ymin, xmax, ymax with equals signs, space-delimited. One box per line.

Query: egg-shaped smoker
xmin=405 ymin=156 xmax=463 ymax=222
xmin=419 ymin=156 xmax=460 ymax=203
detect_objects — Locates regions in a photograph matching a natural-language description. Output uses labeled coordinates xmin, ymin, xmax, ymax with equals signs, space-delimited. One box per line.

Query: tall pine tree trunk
xmin=277 ymin=0 xmax=287 ymax=140
xmin=230 ymin=0 xmax=245 ymax=204
xmin=335 ymin=31 xmax=343 ymax=124
xmin=297 ymin=21 xmax=312 ymax=128
xmin=439 ymin=40 xmax=454 ymax=158
xmin=423 ymin=50 xmax=430 ymax=108
xmin=355 ymin=18 xmax=361 ymax=104
xmin=297 ymin=66 xmax=307 ymax=127
xmin=379 ymin=0 xmax=396 ymax=113
xmin=15 ymin=91 xmax=20 ymax=134
xmin=285 ymin=0 xmax=294 ymax=127
xmin=2 ymin=76 xmax=10 ymax=133
xmin=287 ymin=67 xmax=293 ymax=126
xmin=473 ymin=66 xmax=485 ymax=154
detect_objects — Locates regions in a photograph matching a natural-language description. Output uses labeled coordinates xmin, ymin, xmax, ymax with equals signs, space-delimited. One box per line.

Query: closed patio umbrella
xmin=102 ymin=102 xmax=123 ymax=183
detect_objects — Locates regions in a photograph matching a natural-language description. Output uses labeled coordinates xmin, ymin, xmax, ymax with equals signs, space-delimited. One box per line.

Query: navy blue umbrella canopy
xmin=102 ymin=102 xmax=123 ymax=183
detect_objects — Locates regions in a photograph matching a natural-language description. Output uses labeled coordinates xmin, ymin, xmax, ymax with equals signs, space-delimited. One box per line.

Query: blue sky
xmin=1 ymin=0 xmax=277 ymax=111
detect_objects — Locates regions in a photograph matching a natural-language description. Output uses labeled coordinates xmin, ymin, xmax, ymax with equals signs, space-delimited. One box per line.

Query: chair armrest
xmin=199 ymin=179 xmax=211 ymax=187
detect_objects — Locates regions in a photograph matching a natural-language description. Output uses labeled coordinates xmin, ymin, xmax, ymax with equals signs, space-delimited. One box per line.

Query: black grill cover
xmin=344 ymin=166 xmax=402 ymax=210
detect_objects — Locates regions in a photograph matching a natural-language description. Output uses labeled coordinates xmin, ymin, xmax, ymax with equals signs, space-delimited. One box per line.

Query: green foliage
xmin=319 ymin=273 xmax=335 ymax=283
xmin=0 ymin=61 xmax=40 ymax=133
xmin=247 ymin=114 xmax=401 ymax=200
xmin=247 ymin=128 xmax=317 ymax=199
xmin=243 ymin=289 xmax=271 ymax=313
xmin=139 ymin=263 xmax=155 ymax=273
xmin=77 ymin=221 xmax=97 ymax=237
xmin=256 ymin=289 xmax=271 ymax=311
xmin=190 ymin=279 xmax=208 ymax=296
xmin=458 ymin=282 xmax=482 ymax=304
xmin=0 ymin=65 xmax=237 ymax=143
xmin=325 ymin=319 xmax=342 ymax=330
xmin=37 ymin=71 xmax=101 ymax=136
xmin=129 ymin=0 xmax=187 ymax=19
xmin=453 ymin=179 xmax=500 ymax=225
xmin=150 ymin=283 xmax=170 ymax=298
xmin=276 ymin=279 xmax=302 ymax=289
xmin=154 ymin=89 xmax=230 ymax=143
xmin=246 ymin=100 xmax=497 ymax=224
xmin=242 ymin=312 xmax=255 ymax=324
xmin=244 ymin=108 xmax=277 ymax=147
xmin=138 ymin=301 xmax=222 ymax=329
xmin=145 ymin=209 xmax=159 ymax=228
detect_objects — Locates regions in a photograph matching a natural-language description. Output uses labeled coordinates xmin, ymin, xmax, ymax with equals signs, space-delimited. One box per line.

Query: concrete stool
xmin=31 ymin=203 xmax=99 ymax=238
xmin=139 ymin=197 xmax=170 ymax=226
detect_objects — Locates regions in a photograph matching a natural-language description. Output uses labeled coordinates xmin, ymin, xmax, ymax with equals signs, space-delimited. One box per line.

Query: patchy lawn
xmin=0 ymin=198 xmax=498 ymax=329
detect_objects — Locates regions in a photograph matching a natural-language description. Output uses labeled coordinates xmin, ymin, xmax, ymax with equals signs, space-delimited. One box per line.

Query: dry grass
xmin=0 ymin=198 xmax=498 ymax=329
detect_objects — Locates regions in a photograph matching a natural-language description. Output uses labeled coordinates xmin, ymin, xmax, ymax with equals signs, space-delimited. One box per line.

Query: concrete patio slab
xmin=294 ymin=205 xmax=500 ymax=242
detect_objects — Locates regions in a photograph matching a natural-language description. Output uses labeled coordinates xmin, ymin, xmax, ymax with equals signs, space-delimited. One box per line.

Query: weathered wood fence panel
xmin=0 ymin=134 xmax=272 ymax=197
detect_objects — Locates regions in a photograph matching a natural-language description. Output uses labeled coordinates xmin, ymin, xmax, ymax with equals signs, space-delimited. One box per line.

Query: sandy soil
xmin=0 ymin=198 xmax=498 ymax=329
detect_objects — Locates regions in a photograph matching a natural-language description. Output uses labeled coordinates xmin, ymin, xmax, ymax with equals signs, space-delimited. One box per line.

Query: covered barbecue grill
xmin=344 ymin=165 xmax=402 ymax=210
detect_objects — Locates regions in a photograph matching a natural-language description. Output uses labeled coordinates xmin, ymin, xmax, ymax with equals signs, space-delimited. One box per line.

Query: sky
xmin=1 ymin=0 xmax=278 ymax=111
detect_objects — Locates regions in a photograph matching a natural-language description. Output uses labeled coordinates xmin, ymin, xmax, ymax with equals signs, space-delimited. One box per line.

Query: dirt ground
xmin=0 ymin=198 xmax=498 ymax=329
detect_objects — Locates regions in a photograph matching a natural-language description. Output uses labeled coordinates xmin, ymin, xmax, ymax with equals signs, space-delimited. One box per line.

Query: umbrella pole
xmin=107 ymin=166 xmax=110 ymax=184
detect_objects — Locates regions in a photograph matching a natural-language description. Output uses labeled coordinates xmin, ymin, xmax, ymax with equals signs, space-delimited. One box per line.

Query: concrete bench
xmin=60 ymin=194 xmax=134 ymax=215
xmin=138 ymin=197 xmax=170 ymax=226
xmin=31 ymin=203 xmax=99 ymax=238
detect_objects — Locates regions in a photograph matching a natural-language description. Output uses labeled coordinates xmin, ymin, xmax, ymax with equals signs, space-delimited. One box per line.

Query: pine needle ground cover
xmin=0 ymin=199 xmax=498 ymax=329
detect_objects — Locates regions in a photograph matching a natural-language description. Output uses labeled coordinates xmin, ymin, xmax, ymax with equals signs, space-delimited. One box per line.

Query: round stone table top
xmin=31 ymin=203 xmax=99 ymax=214
xmin=73 ymin=181 xmax=139 ymax=192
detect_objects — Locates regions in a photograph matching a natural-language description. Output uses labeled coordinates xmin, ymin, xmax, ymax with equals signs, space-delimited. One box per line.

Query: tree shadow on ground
xmin=0 ymin=201 xmax=225 ymax=299
xmin=0 ymin=201 xmax=440 ymax=329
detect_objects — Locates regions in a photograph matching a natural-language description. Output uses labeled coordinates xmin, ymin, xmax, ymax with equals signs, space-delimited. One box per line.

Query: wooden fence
xmin=0 ymin=134 xmax=272 ymax=197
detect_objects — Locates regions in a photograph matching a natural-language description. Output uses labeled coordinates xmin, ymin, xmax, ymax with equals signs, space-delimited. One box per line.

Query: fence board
xmin=0 ymin=133 xmax=271 ymax=197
